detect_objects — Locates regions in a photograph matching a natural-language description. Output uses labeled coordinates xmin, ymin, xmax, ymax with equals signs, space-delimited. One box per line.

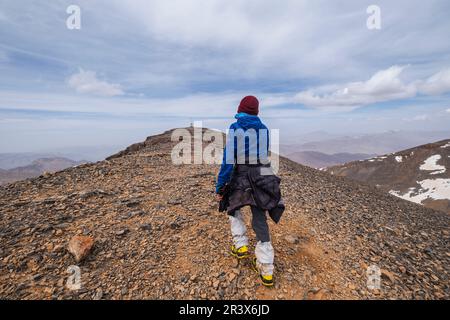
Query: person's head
xmin=237 ymin=95 xmax=259 ymax=116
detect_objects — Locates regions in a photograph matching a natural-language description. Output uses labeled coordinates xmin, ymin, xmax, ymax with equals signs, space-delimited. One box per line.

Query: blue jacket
xmin=216 ymin=113 xmax=269 ymax=193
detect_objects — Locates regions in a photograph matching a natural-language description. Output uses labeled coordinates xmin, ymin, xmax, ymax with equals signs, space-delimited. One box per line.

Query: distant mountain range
xmin=0 ymin=146 xmax=120 ymax=170
xmin=326 ymin=139 xmax=450 ymax=214
xmin=280 ymin=130 xmax=450 ymax=156
xmin=0 ymin=157 xmax=87 ymax=185
xmin=285 ymin=151 xmax=376 ymax=169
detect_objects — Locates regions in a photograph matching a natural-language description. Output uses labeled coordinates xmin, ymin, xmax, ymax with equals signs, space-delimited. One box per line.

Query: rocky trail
xmin=0 ymin=128 xmax=448 ymax=300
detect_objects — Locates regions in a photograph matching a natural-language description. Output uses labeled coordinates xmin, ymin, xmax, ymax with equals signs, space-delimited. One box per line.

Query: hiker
xmin=216 ymin=95 xmax=284 ymax=287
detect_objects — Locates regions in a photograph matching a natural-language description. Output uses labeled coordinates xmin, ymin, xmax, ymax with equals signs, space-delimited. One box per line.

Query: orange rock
xmin=381 ymin=269 xmax=395 ymax=283
xmin=67 ymin=235 xmax=94 ymax=262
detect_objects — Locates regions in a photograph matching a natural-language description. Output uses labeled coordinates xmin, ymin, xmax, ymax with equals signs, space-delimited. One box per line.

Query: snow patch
xmin=441 ymin=142 xmax=450 ymax=148
xmin=368 ymin=156 xmax=387 ymax=162
xmin=389 ymin=179 xmax=450 ymax=205
xmin=395 ymin=156 xmax=403 ymax=163
xmin=419 ymin=155 xmax=446 ymax=175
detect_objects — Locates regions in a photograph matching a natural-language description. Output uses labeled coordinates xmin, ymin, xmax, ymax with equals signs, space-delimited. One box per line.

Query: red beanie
xmin=237 ymin=95 xmax=259 ymax=115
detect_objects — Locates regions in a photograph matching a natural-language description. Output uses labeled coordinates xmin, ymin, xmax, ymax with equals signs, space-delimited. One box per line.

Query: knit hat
xmin=237 ymin=95 xmax=259 ymax=115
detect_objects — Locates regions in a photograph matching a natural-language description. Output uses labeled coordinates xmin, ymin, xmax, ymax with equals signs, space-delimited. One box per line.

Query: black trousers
xmin=250 ymin=206 xmax=271 ymax=243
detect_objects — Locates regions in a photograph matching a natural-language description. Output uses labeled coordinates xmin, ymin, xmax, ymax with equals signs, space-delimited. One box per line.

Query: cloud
xmin=0 ymin=53 xmax=7 ymax=63
xmin=3 ymin=1 xmax=450 ymax=95
xmin=110 ymin=0 xmax=450 ymax=82
xmin=293 ymin=66 xmax=416 ymax=108
xmin=293 ymin=66 xmax=450 ymax=109
xmin=67 ymin=69 xmax=124 ymax=97
xmin=0 ymin=89 xmax=243 ymax=117
xmin=403 ymin=114 xmax=429 ymax=122
xmin=418 ymin=68 xmax=450 ymax=95
xmin=412 ymin=114 xmax=428 ymax=121
xmin=446 ymin=108 xmax=450 ymax=113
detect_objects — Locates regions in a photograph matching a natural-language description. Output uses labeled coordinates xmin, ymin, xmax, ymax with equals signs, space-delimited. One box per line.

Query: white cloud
xmin=293 ymin=66 xmax=416 ymax=108
xmin=107 ymin=0 xmax=450 ymax=84
xmin=0 ymin=89 xmax=242 ymax=116
xmin=293 ymin=66 xmax=450 ymax=109
xmin=418 ymin=68 xmax=450 ymax=95
xmin=117 ymin=1 xmax=297 ymax=54
xmin=403 ymin=114 xmax=429 ymax=122
xmin=412 ymin=114 xmax=428 ymax=121
xmin=3 ymin=1 xmax=450 ymax=95
xmin=446 ymin=108 xmax=450 ymax=113
xmin=67 ymin=69 xmax=124 ymax=97
xmin=106 ymin=1 xmax=380 ymax=80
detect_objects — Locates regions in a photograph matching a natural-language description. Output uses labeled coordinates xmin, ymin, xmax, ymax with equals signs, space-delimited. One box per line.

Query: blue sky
xmin=1 ymin=0 xmax=450 ymax=152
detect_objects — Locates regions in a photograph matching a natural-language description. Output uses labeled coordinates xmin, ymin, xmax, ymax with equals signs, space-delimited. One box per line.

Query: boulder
xmin=67 ymin=235 xmax=94 ymax=262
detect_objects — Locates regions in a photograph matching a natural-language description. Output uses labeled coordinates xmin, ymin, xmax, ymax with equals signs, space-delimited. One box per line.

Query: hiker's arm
xmin=216 ymin=145 xmax=233 ymax=193
xmin=216 ymin=125 xmax=235 ymax=194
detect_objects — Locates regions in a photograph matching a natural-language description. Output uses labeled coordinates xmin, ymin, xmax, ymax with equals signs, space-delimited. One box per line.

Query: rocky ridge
xmin=326 ymin=139 xmax=450 ymax=214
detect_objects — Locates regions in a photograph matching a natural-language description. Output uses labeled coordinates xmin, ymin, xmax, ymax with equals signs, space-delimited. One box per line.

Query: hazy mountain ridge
xmin=280 ymin=130 xmax=450 ymax=156
xmin=285 ymin=151 xmax=376 ymax=169
xmin=0 ymin=157 xmax=88 ymax=185
xmin=0 ymin=146 xmax=121 ymax=170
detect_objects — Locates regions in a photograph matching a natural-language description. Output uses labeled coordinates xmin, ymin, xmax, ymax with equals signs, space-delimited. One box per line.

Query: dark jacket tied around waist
xmin=220 ymin=164 xmax=285 ymax=223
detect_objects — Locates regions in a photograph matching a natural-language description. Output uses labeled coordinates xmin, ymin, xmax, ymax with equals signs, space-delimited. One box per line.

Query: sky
xmin=0 ymin=0 xmax=450 ymax=153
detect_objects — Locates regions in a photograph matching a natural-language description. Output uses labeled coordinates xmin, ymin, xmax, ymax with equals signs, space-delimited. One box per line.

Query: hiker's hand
xmin=216 ymin=194 xmax=223 ymax=201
